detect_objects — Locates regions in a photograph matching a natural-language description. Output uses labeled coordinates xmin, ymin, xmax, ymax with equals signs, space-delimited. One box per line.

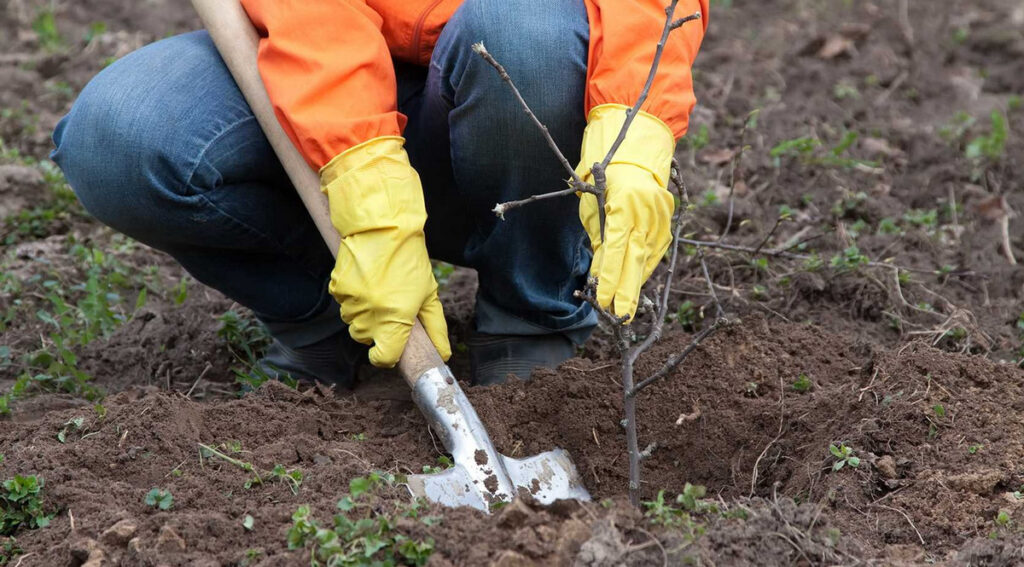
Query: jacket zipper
xmin=410 ymin=0 xmax=445 ymax=62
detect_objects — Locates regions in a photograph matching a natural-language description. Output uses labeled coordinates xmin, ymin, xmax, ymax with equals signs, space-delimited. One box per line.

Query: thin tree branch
xmin=698 ymin=249 xmax=725 ymax=319
xmin=752 ymin=216 xmax=786 ymax=256
xmin=630 ymin=222 xmax=684 ymax=363
xmin=472 ymin=42 xmax=585 ymax=187
xmin=598 ymin=4 xmax=702 ymax=171
xmin=629 ymin=319 xmax=727 ymax=397
xmin=492 ymin=185 xmax=595 ymax=219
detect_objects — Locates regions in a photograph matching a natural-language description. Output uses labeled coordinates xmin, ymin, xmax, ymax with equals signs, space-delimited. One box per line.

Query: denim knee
xmin=442 ymin=0 xmax=589 ymax=122
xmin=51 ymin=31 xmax=253 ymax=241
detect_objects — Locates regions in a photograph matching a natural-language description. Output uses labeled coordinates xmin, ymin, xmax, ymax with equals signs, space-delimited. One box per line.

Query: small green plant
xmin=968 ymin=444 xmax=983 ymax=455
xmin=0 ymin=537 xmax=23 ymax=565
xmin=902 ymin=208 xmax=938 ymax=230
xmin=939 ymin=111 xmax=975 ymax=142
xmin=431 ymin=262 xmax=456 ymax=289
xmin=84 ymin=21 xmax=107 ymax=43
xmin=830 ymin=246 xmax=870 ymax=271
xmin=32 ymin=9 xmax=63 ymax=51
xmin=771 ymin=132 xmax=874 ymax=169
xmin=877 ymin=217 xmax=901 ymax=235
xmin=792 ymin=373 xmax=813 ymax=393
xmin=239 ymin=548 xmax=263 ymax=566
xmin=932 ymin=404 xmax=947 ymax=418
xmin=699 ymin=189 xmax=720 ymax=207
xmin=641 ymin=484 xmax=722 ymax=543
xmin=1 ymin=475 xmax=52 ymax=535
xmin=288 ymin=472 xmax=436 ymax=566
xmin=680 ymin=123 xmax=710 ymax=152
xmin=56 ymin=416 xmax=85 ymax=443
xmin=421 ymin=455 xmax=454 ymax=475
xmin=829 ymin=444 xmax=860 ymax=471
xmin=216 ymin=310 xmax=290 ymax=391
xmin=830 ymin=191 xmax=869 ymax=219
xmin=966 ymin=110 xmax=1008 ymax=162
xmin=833 ymin=80 xmax=860 ymax=101
xmin=269 ymin=465 xmax=304 ymax=495
xmin=996 ymin=509 xmax=1012 ymax=527
xmin=676 ymin=300 xmax=699 ymax=332
xmin=144 ymin=488 xmax=173 ymax=511
xmin=199 ymin=443 xmax=303 ymax=494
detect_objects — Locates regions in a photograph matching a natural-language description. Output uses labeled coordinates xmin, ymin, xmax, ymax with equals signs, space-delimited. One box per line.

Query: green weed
xmin=829 ymin=246 xmax=870 ymax=271
xmin=792 ymin=373 xmax=813 ymax=393
xmin=32 ymin=9 xmax=63 ymax=51
xmin=215 ymin=310 xmax=288 ymax=391
xmin=1 ymin=476 xmax=52 ymax=536
xmin=966 ymin=111 xmax=1008 ymax=162
xmin=144 ymin=488 xmax=173 ymax=511
xmin=198 ymin=443 xmax=304 ymax=495
xmin=288 ymin=472 xmax=436 ymax=566
xmin=829 ymin=444 xmax=860 ymax=471
xmin=0 ymin=537 xmax=23 ymax=565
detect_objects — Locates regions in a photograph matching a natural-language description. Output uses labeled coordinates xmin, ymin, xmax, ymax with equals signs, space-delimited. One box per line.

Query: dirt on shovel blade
xmin=3 ymin=0 xmax=1024 ymax=565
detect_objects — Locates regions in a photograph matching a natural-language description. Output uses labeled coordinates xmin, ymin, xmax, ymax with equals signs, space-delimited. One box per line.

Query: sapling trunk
xmin=478 ymin=1 xmax=708 ymax=508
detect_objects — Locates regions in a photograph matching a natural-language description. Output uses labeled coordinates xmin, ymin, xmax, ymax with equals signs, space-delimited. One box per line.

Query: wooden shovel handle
xmin=191 ymin=0 xmax=445 ymax=387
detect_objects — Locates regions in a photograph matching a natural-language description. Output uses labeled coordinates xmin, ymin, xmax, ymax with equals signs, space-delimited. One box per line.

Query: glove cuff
xmin=319 ymin=136 xmax=426 ymax=238
xmin=575 ymin=104 xmax=675 ymax=187
xmin=319 ymin=136 xmax=409 ymax=185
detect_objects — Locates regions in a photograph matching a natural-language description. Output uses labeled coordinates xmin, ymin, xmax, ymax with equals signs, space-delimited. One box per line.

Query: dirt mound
xmin=3 ymin=320 xmax=1024 ymax=565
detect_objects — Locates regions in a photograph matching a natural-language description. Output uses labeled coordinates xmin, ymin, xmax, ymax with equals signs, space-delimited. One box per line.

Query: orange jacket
xmin=240 ymin=0 xmax=709 ymax=171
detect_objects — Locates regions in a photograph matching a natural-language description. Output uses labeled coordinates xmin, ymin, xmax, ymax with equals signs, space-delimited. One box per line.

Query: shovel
xmin=191 ymin=0 xmax=591 ymax=512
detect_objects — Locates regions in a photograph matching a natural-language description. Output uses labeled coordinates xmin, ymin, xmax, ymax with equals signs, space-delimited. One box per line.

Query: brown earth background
xmin=2 ymin=0 xmax=1024 ymax=565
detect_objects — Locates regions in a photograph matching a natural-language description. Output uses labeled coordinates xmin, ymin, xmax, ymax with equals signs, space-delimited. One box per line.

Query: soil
xmin=2 ymin=0 xmax=1024 ymax=566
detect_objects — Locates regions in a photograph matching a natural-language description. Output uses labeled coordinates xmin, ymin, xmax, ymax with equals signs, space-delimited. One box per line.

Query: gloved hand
xmin=576 ymin=104 xmax=676 ymax=321
xmin=321 ymin=136 xmax=451 ymax=367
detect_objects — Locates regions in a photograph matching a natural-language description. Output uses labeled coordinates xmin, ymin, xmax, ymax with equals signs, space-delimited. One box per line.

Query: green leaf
xmin=242 ymin=514 xmax=254 ymax=531
xmin=847 ymin=456 xmax=860 ymax=468
xmin=833 ymin=460 xmax=845 ymax=472
xmin=349 ymin=477 xmax=371 ymax=499
xmin=829 ymin=444 xmax=843 ymax=458
xmin=337 ymin=497 xmax=355 ymax=511
xmin=134 ymin=288 xmax=148 ymax=310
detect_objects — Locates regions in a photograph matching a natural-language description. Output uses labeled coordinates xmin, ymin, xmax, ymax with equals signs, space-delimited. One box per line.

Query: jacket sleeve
xmin=582 ymin=0 xmax=709 ymax=140
xmin=240 ymin=0 xmax=405 ymax=171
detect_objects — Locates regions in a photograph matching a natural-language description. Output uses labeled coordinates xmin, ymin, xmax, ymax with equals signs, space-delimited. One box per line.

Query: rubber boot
xmin=256 ymin=306 xmax=367 ymax=389
xmin=467 ymin=332 xmax=576 ymax=386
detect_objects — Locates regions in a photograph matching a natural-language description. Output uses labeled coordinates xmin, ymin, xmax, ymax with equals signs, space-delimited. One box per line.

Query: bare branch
xmin=698 ymin=249 xmax=725 ymax=319
xmin=597 ymin=2 xmax=702 ymax=171
xmin=670 ymin=11 xmax=703 ymax=30
xmin=630 ymin=221 xmax=684 ymax=362
xmin=472 ymin=42 xmax=584 ymax=186
xmin=752 ymin=215 xmax=786 ymax=256
xmin=492 ymin=184 xmax=594 ymax=219
xmin=629 ymin=319 xmax=727 ymax=397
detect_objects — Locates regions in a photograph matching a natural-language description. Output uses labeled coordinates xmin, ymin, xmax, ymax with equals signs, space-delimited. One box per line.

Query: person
xmin=51 ymin=0 xmax=708 ymax=388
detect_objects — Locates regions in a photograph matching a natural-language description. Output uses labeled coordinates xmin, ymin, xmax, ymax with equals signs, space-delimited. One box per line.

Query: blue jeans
xmin=52 ymin=0 xmax=596 ymax=349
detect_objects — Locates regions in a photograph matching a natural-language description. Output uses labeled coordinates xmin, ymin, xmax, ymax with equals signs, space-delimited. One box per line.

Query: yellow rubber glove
xmin=576 ymin=104 xmax=676 ymax=321
xmin=321 ymin=136 xmax=451 ymax=367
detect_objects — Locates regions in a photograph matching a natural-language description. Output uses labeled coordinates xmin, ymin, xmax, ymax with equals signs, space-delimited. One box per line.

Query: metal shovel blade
xmin=404 ymin=366 xmax=590 ymax=512
xmin=407 ymin=449 xmax=591 ymax=512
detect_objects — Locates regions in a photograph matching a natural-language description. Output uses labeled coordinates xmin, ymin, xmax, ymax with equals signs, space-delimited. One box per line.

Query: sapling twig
xmin=472 ymin=43 xmax=589 ymax=189
xmin=595 ymin=5 xmax=702 ymax=173
xmin=475 ymin=1 xmax=706 ymax=507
